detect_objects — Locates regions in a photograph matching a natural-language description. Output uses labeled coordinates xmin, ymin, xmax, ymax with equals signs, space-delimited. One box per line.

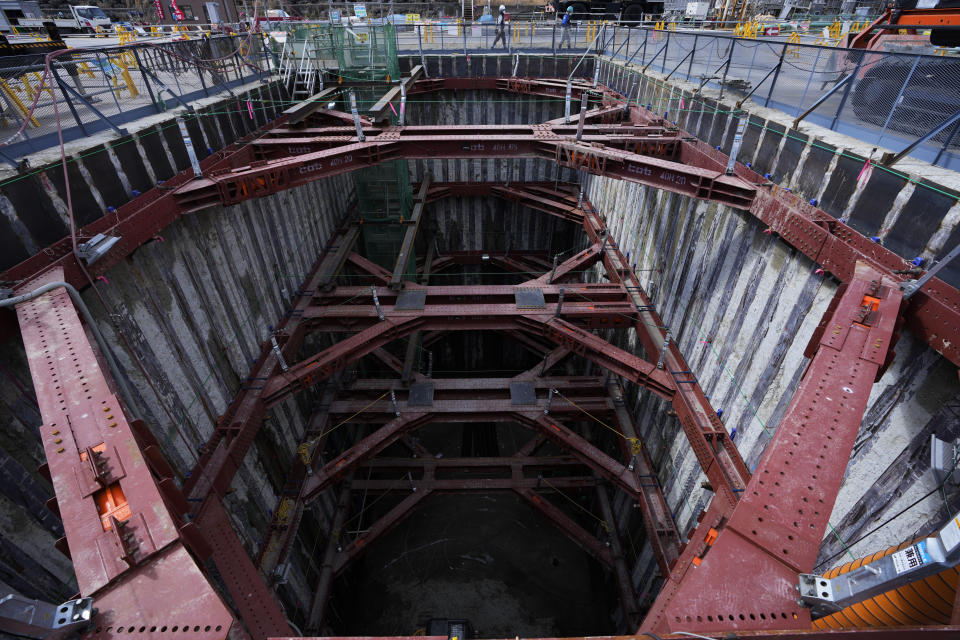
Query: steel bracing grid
xmin=4 ymin=75 xmax=960 ymax=640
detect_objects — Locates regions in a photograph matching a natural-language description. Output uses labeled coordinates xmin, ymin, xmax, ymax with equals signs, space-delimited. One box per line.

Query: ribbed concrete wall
xmin=2 ymin=50 xmax=959 ymax=632
xmin=586 ymin=56 xmax=960 ymax=600
xmin=0 ymin=80 xmax=296 ymax=604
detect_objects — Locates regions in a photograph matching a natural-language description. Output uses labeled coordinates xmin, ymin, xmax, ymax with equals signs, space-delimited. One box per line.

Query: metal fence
xmin=382 ymin=21 xmax=960 ymax=169
xmin=590 ymin=28 xmax=960 ymax=169
xmin=0 ymin=34 xmax=271 ymax=164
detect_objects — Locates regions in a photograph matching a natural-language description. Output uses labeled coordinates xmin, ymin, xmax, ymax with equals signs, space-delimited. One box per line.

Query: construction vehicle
xmin=551 ymin=0 xmax=665 ymax=23
xmin=836 ymin=0 xmax=960 ymax=136
xmin=16 ymin=4 xmax=111 ymax=33
xmin=847 ymin=0 xmax=960 ymax=49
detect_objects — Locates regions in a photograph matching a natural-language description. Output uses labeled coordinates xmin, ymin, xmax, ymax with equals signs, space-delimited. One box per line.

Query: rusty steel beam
xmin=299 ymin=407 xmax=640 ymax=503
xmin=595 ymin=480 xmax=641 ymax=627
xmin=515 ymin=487 xmax=615 ymax=568
xmin=346 ymin=252 xmax=393 ymax=286
xmin=606 ymin=380 xmax=681 ymax=577
xmin=12 ymin=268 xmax=238 ymax=640
xmin=643 ymin=262 xmax=904 ymax=635
xmin=276 ymin=629 xmax=960 ymax=640
xmin=182 ymin=221 xmax=358 ymax=503
xmin=524 ymin=243 xmax=602 ymax=285
xmin=173 ymin=130 xmax=753 ymax=213
xmin=390 ymin=176 xmax=432 ymax=289
xmin=257 ymin=385 xmax=338 ymax=577
xmin=348 ymin=475 xmax=599 ymax=493
xmin=580 ymin=204 xmax=751 ymax=510
xmin=259 ymin=289 xmax=676 ymax=406
xmin=306 ymin=483 xmax=352 ymax=632
xmin=331 ymin=487 xmax=433 ymax=575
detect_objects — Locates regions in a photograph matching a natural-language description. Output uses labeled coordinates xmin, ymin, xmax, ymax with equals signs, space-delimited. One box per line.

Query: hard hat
xmin=566 ymin=6 xmax=573 ymax=12
xmin=499 ymin=4 xmax=505 ymax=10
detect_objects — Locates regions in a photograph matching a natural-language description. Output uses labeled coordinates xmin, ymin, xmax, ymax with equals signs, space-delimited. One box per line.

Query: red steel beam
xmin=300 ymin=410 xmax=642 ymax=503
xmin=580 ymin=203 xmax=752 ymax=510
xmin=259 ymin=304 xmax=675 ymax=407
xmin=172 ymin=132 xmax=754 ymax=213
xmin=606 ymin=379 xmax=682 ymax=577
xmin=643 ymin=262 xmax=904 ymax=635
xmin=12 ymin=268 xmax=236 ymax=640
xmin=272 ymin=629 xmax=960 ymax=640
xmin=516 ymin=487 xmax=615 ymax=568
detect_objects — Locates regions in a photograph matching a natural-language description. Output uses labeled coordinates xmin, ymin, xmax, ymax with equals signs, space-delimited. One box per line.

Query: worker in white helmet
xmin=559 ymin=5 xmax=574 ymax=49
xmin=492 ymin=3 xmax=508 ymax=49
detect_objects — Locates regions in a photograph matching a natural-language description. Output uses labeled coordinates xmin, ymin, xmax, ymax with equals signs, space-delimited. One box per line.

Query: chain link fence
xmin=593 ymin=27 xmax=960 ymax=169
xmin=0 ymin=34 xmax=271 ymax=164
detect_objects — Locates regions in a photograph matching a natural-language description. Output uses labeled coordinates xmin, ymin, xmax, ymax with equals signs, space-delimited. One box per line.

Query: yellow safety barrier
xmin=734 ymin=21 xmax=761 ymax=38
xmin=77 ymin=62 xmax=96 ymax=78
xmin=827 ymin=20 xmax=843 ymax=39
xmin=94 ymin=25 xmax=107 ymax=38
xmin=786 ymin=30 xmax=801 ymax=57
xmin=0 ymin=79 xmax=39 ymax=127
xmin=108 ymin=56 xmax=139 ymax=99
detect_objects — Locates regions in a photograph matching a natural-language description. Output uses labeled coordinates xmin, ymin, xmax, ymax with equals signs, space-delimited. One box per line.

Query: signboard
xmin=404 ymin=13 xmax=420 ymax=23
xmin=154 ymin=0 xmax=165 ymax=20
xmin=330 ymin=9 xmax=340 ymax=21
xmin=170 ymin=0 xmax=185 ymax=20
xmin=353 ymin=3 xmax=366 ymax=18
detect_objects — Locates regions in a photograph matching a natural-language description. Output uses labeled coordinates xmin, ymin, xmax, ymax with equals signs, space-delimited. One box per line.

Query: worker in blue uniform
xmin=559 ymin=5 xmax=573 ymax=49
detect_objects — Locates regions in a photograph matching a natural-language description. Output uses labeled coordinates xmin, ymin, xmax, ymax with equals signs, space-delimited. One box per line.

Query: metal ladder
xmin=462 ymin=0 xmax=473 ymax=22
xmin=278 ymin=39 xmax=297 ymax=89
xmin=290 ymin=40 xmax=317 ymax=100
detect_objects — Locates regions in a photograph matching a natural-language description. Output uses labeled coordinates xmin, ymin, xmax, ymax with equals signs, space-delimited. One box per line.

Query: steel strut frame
xmin=641 ymin=263 xmax=905 ymax=635
xmin=6 ymin=73 xmax=960 ymax=640
xmin=13 ymin=268 xmax=234 ymax=638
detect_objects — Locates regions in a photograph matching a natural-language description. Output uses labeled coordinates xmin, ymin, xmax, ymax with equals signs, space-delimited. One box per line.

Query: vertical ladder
xmin=463 ymin=0 xmax=473 ymax=22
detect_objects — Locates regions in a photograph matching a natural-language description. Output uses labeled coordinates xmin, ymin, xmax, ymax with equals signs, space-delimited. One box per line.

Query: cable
xmin=0 ymin=281 xmax=137 ymax=414
xmin=815 ymin=449 xmax=960 ymax=571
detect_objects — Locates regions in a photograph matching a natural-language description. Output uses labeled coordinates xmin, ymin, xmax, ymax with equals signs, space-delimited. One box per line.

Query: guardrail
xmin=355 ymin=20 xmax=959 ymax=170
xmin=0 ymin=34 xmax=270 ymax=164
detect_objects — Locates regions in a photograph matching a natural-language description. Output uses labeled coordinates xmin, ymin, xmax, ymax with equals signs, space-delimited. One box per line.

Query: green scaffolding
xmin=355 ymin=159 xmax=415 ymax=273
xmin=275 ymin=23 xmax=400 ymax=83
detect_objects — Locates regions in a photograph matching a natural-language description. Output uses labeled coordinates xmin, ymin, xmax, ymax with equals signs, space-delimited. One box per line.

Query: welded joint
xmin=555 ymin=289 xmax=565 ymax=318
xmin=564 ymin=79 xmax=572 ymax=124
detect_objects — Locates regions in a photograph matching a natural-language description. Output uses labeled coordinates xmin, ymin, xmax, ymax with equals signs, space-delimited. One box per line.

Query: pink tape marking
xmin=856 ymin=157 xmax=871 ymax=182
xmin=389 ymin=102 xmax=398 ymax=116
xmin=247 ymin=100 xmax=254 ymax=119
xmin=679 ymin=98 xmax=685 ymax=110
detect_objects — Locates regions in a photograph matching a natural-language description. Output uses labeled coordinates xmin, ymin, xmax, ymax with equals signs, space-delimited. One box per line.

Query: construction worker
xmin=492 ymin=4 xmax=508 ymax=49
xmin=559 ymin=5 xmax=573 ymax=49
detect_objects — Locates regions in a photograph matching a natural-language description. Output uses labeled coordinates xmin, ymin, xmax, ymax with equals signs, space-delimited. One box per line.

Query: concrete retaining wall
xmin=586 ymin=56 xmax=960 ymax=601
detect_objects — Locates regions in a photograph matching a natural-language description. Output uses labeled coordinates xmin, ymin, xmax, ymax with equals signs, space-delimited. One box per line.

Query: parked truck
xmin=17 ymin=5 xmax=111 ymax=33
xmin=552 ymin=0 xmax=665 ymax=23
